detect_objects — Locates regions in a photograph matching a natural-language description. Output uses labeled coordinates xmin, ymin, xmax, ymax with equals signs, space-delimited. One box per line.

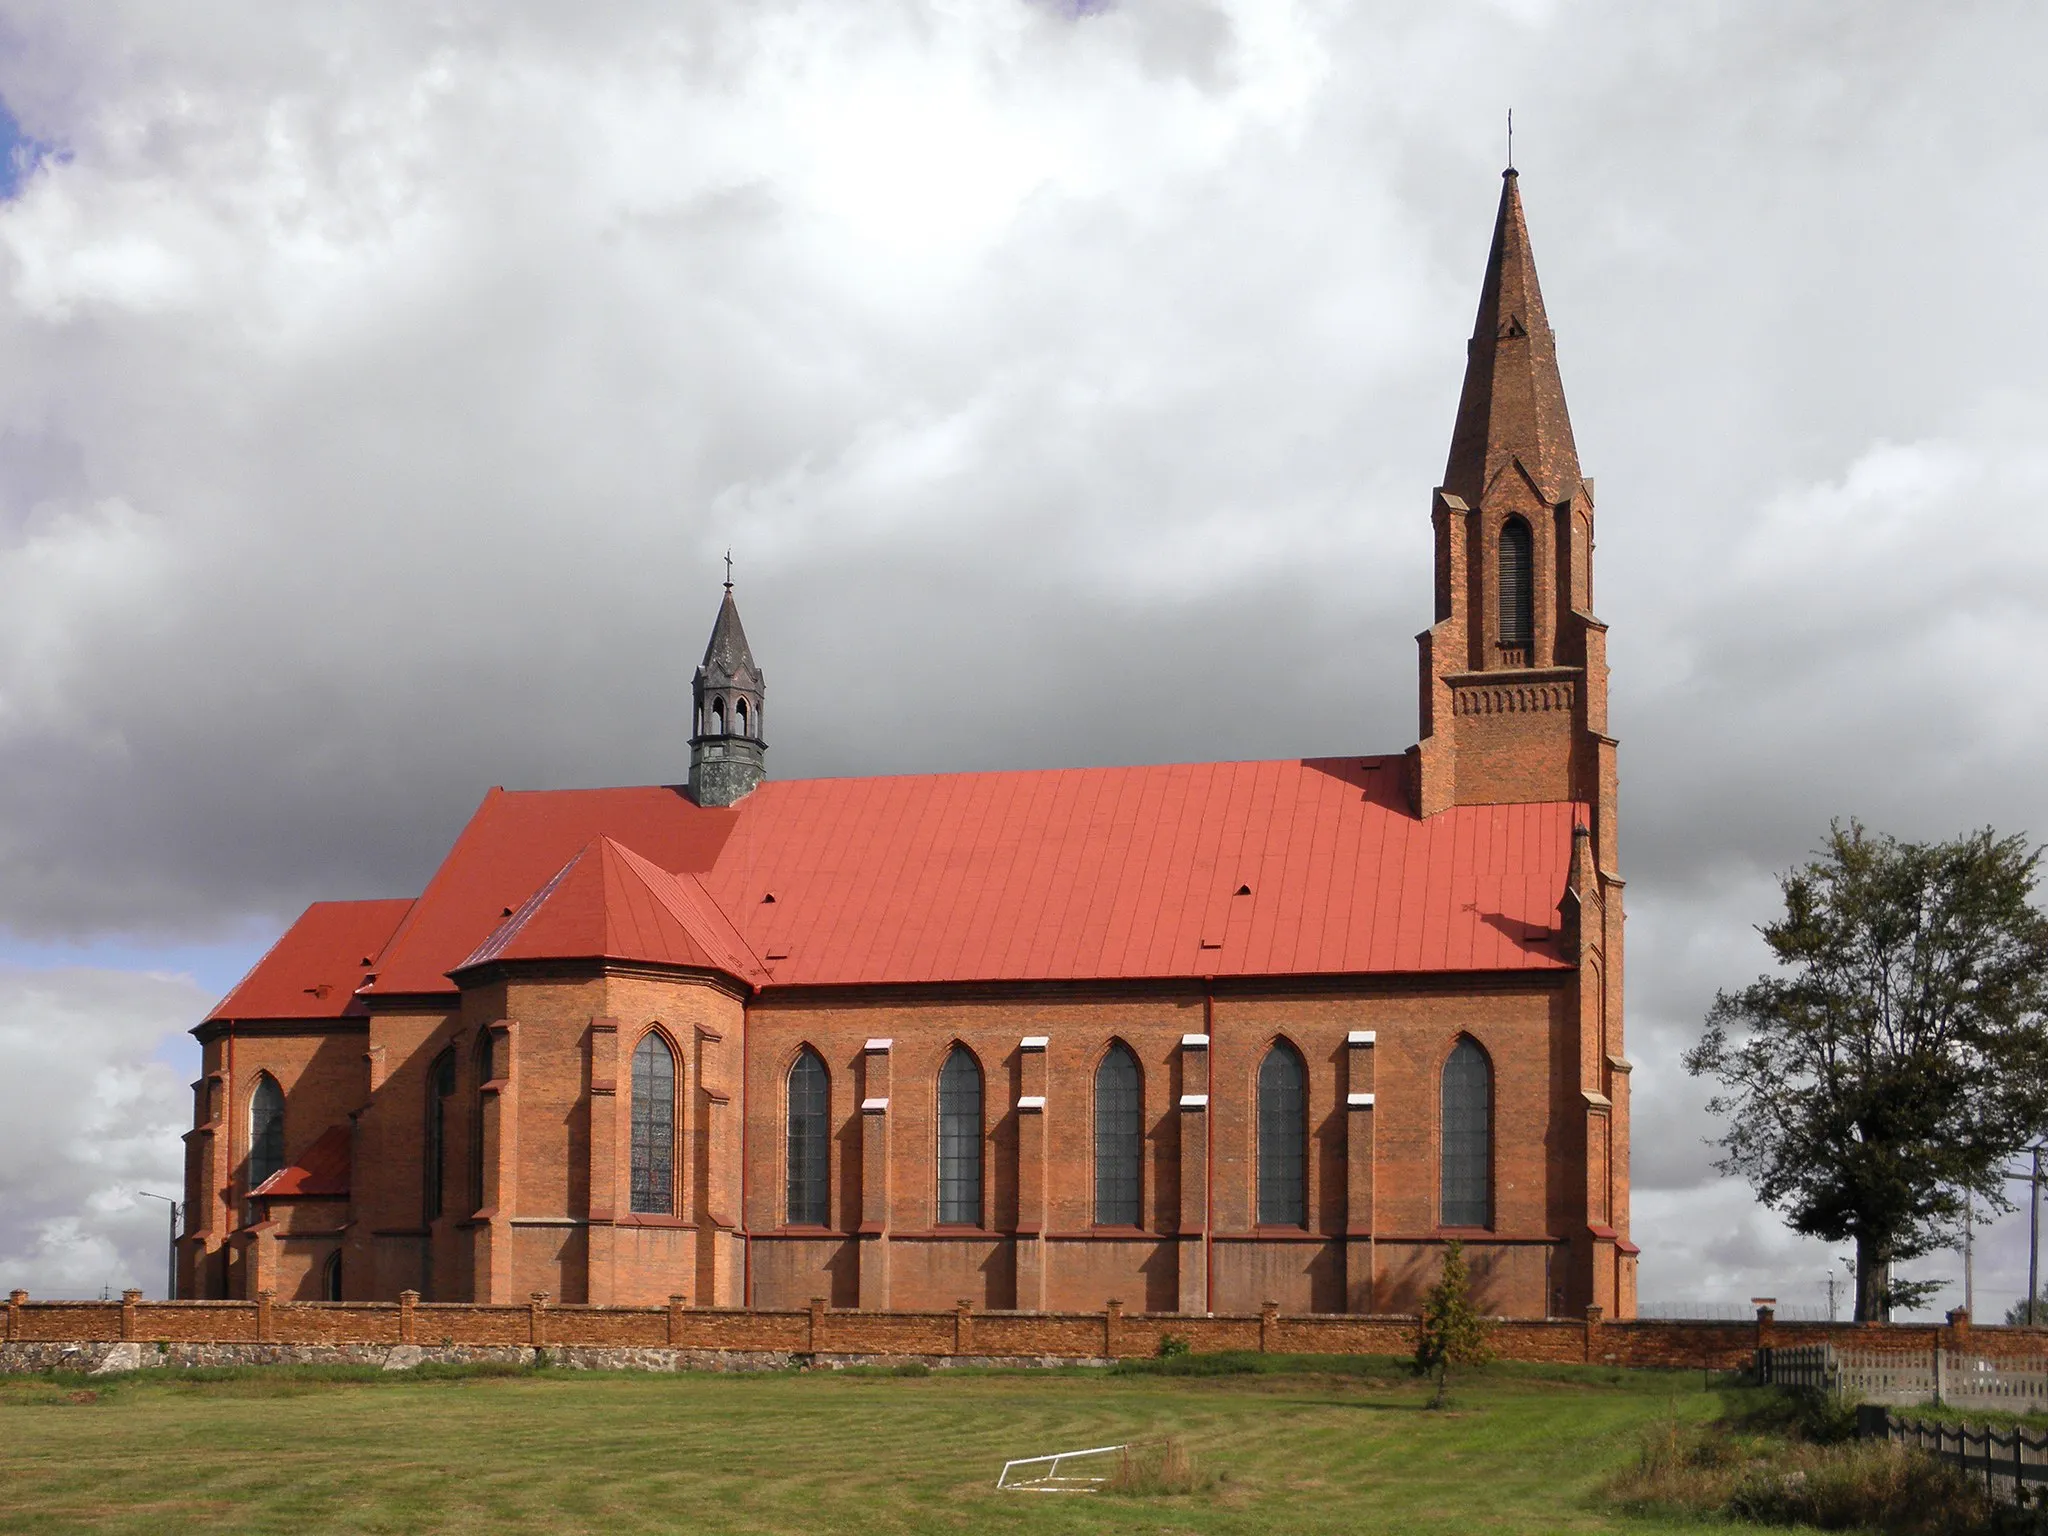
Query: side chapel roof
xmin=455 ymin=836 xmax=770 ymax=984
xmin=207 ymin=898 xmax=414 ymax=1023
xmin=250 ymin=1123 xmax=352 ymax=1198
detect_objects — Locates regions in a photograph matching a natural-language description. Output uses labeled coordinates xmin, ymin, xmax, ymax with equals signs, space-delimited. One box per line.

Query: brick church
xmin=181 ymin=169 xmax=1634 ymax=1320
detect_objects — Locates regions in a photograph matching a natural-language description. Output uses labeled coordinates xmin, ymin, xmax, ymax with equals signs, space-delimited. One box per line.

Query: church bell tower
xmin=689 ymin=571 xmax=766 ymax=807
xmin=1410 ymin=167 xmax=1633 ymax=1316
xmin=1409 ymin=168 xmax=1615 ymax=874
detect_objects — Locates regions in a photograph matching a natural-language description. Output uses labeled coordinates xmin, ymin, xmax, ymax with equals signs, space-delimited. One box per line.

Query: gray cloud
xmin=0 ymin=1 xmax=2045 ymax=1304
xmin=0 ymin=964 xmax=195 ymax=1298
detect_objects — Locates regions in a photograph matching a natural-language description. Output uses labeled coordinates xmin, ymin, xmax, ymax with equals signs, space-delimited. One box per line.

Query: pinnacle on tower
xmin=688 ymin=576 xmax=767 ymax=807
xmin=1442 ymin=169 xmax=1582 ymax=510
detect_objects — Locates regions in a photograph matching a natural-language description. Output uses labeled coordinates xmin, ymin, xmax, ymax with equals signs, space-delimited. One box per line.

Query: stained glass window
xmin=631 ymin=1032 xmax=677 ymax=1215
xmin=248 ymin=1076 xmax=286 ymax=1191
xmin=424 ymin=1050 xmax=456 ymax=1221
xmin=787 ymin=1048 xmax=830 ymax=1225
xmin=937 ymin=1046 xmax=983 ymax=1226
xmin=1095 ymin=1044 xmax=1142 ymax=1226
xmin=1257 ymin=1044 xmax=1307 ymax=1226
xmin=470 ymin=1029 xmax=496 ymax=1210
xmin=1441 ymin=1037 xmax=1493 ymax=1228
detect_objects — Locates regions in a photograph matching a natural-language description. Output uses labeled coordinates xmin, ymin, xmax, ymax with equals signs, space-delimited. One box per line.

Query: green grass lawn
xmin=0 ymin=1356 xmax=1739 ymax=1535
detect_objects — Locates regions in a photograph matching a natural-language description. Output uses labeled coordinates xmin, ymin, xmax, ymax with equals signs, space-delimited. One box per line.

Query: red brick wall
xmin=741 ymin=977 xmax=1580 ymax=1317
xmin=350 ymin=1002 xmax=460 ymax=1303
xmin=19 ymin=1298 xmax=2037 ymax=1372
xmin=189 ymin=965 xmax=1620 ymax=1322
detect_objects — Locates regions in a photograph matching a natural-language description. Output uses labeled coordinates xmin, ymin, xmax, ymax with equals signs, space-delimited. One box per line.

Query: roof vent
xmin=1235 ymin=884 xmax=1252 ymax=896
xmin=761 ymin=892 xmax=777 ymax=904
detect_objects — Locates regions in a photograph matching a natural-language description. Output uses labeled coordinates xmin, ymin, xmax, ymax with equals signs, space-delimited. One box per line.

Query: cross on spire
xmin=723 ymin=548 xmax=733 ymax=591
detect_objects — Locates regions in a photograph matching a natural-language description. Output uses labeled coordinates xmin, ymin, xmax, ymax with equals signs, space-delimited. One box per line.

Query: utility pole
xmin=2032 ymin=1148 xmax=2043 ymax=1327
xmin=1964 ymin=1188 xmax=1974 ymax=1319
xmin=138 ymin=1192 xmax=180 ymax=1300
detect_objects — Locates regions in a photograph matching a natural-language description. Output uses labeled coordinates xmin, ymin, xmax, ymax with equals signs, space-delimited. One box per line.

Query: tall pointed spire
xmin=1442 ymin=169 xmax=1581 ymax=508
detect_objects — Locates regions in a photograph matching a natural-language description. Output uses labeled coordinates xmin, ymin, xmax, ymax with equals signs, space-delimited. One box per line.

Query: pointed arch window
xmin=1499 ymin=516 xmax=1533 ymax=651
xmin=322 ymin=1250 xmax=343 ymax=1302
xmin=1094 ymin=1043 xmax=1143 ymax=1226
xmin=631 ymin=1032 xmax=677 ymax=1215
xmin=735 ymin=697 xmax=750 ymax=738
xmin=470 ymin=1028 xmax=498 ymax=1211
xmin=786 ymin=1048 xmax=830 ymax=1226
xmin=1441 ymin=1037 xmax=1493 ymax=1228
xmin=937 ymin=1046 xmax=983 ymax=1226
xmin=424 ymin=1049 xmax=456 ymax=1221
xmin=1257 ymin=1043 xmax=1307 ymax=1227
xmin=248 ymin=1075 xmax=286 ymax=1192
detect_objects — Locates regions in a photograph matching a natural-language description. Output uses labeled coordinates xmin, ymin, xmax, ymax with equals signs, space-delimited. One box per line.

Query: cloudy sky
xmin=2 ymin=1 xmax=2045 ymax=1316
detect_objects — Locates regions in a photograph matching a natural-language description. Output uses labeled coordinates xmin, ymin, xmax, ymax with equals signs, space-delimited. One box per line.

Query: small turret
xmin=689 ymin=570 xmax=766 ymax=807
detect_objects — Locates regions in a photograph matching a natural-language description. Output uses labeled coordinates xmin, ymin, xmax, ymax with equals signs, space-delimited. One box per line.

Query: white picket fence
xmin=1760 ymin=1342 xmax=2048 ymax=1411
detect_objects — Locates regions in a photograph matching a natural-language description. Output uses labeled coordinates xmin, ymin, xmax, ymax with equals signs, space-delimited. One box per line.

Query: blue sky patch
xmin=0 ymin=95 xmax=61 ymax=199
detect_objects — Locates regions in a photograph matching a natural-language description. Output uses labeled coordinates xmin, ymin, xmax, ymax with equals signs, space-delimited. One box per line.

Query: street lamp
xmin=137 ymin=1192 xmax=180 ymax=1301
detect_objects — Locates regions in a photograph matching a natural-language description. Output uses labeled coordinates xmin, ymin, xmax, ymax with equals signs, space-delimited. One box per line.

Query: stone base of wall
xmin=0 ymin=1341 xmax=1116 ymax=1377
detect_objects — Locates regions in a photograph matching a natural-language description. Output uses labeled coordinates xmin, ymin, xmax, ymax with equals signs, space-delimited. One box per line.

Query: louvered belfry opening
xmin=1498 ymin=516 xmax=1534 ymax=657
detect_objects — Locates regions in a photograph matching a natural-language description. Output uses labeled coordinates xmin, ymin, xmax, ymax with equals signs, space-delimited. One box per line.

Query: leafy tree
xmin=2005 ymin=1290 xmax=2048 ymax=1328
xmin=1415 ymin=1239 xmax=1492 ymax=1407
xmin=1686 ymin=822 xmax=2048 ymax=1321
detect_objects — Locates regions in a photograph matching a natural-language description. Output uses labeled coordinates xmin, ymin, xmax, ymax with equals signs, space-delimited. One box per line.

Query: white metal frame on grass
xmin=995 ymin=1443 xmax=1128 ymax=1493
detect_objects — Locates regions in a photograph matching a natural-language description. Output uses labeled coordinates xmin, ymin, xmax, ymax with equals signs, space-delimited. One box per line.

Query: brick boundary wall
xmin=4 ymin=1291 xmax=2039 ymax=1374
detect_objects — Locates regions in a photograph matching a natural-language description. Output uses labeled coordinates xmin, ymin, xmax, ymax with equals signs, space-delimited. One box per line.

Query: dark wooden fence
xmin=1862 ymin=1405 xmax=2048 ymax=1505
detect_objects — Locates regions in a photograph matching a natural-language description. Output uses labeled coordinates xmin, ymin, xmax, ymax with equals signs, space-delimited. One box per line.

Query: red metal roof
xmin=360 ymin=757 xmax=1576 ymax=997
xmin=209 ymin=899 xmax=414 ymax=1021
xmin=366 ymin=786 xmax=737 ymax=996
xmin=457 ymin=837 xmax=769 ymax=984
xmin=251 ymin=1123 xmax=351 ymax=1198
